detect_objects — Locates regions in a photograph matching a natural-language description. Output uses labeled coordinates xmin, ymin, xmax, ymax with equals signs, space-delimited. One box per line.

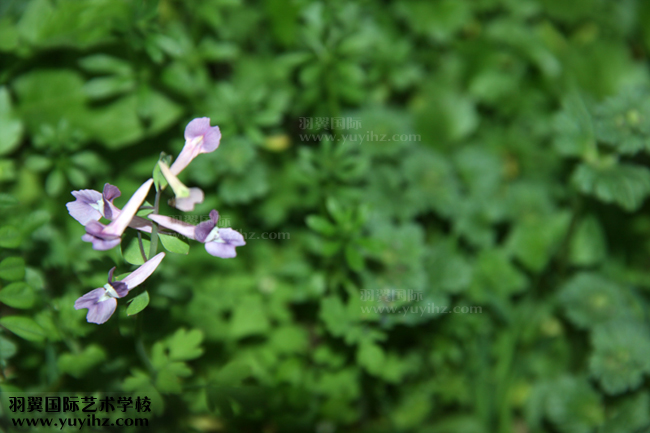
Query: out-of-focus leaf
xmin=0 ymin=87 xmax=23 ymax=155
xmin=0 ymin=316 xmax=46 ymax=342
xmin=0 ymin=257 xmax=25 ymax=281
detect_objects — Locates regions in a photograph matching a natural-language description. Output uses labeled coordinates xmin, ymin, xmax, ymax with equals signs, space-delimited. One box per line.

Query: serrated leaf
xmin=589 ymin=321 xmax=650 ymax=394
xmin=167 ymin=328 xmax=204 ymax=361
xmin=126 ymin=291 xmax=150 ymax=316
xmin=0 ymin=282 xmax=35 ymax=308
xmin=0 ymin=316 xmax=46 ymax=342
xmin=0 ymin=257 xmax=25 ymax=281
xmin=57 ymin=345 xmax=106 ymax=378
xmin=572 ymin=161 xmax=650 ymax=211
xmin=593 ymin=88 xmax=650 ymax=155
xmin=158 ymin=233 xmax=189 ymax=255
xmin=558 ymin=273 xmax=639 ymax=329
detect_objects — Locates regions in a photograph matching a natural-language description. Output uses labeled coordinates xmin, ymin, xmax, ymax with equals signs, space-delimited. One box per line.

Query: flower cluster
xmin=66 ymin=118 xmax=245 ymax=324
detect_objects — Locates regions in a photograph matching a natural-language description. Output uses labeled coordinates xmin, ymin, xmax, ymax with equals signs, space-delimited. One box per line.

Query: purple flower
xmin=169 ymin=118 xmax=221 ymax=176
xmin=75 ymin=252 xmax=165 ymax=324
xmin=158 ymin=161 xmax=204 ymax=212
xmin=82 ymin=179 xmax=153 ymax=250
xmin=149 ymin=210 xmax=245 ymax=258
xmin=67 ymin=183 xmax=152 ymax=233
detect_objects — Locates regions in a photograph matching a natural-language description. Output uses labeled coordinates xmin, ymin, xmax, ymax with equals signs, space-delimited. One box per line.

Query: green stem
xmin=148 ymin=187 xmax=161 ymax=258
xmin=137 ymin=231 xmax=147 ymax=262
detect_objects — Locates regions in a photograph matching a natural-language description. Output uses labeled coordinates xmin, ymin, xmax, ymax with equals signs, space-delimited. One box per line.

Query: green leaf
xmin=593 ymin=87 xmax=650 ymax=155
xmin=45 ymin=169 xmax=65 ymax=196
xmin=230 ymin=295 xmax=270 ymax=339
xmin=0 ymin=87 xmax=23 ymax=155
xmin=153 ymin=159 xmax=168 ymax=191
xmin=572 ymin=161 xmax=650 ymax=211
xmin=589 ymin=321 xmax=650 ymax=394
xmin=320 ymin=296 xmax=350 ymax=338
xmin=13 ymin=69 xmax=87 ymax=133
xmin=126 ymin=291 xmax=150 ymax=316
xmin=345 ymin=245 xmax=364 ymax=272
xmin=505 ymin=212 xmax=571 ymax=273
xmin=306 ymin=215 xmax=337 ymax=236
xmin=0 ymin=335 xmax=17 ymax=361
xmin=543 ymin=376 xmax=604 ymax=433
xmin=569 ymin=215 xmax=607 ymax=266
xmin=357 ymin=340 xmax=385 ymax=376
xmin=0 ymin=316 xmax=46 ymax=342
xmin=0 ymin=226 xmax=21 ymax=248
xmin=158 ymin=233 xmax=189 ymax=255
xmin=0 ymin=257 xmax=25 ymax=281
xmin=558 ymin=273 xmax=639 ymax=329
xmin=83 ymin=76 xmax=134 ymax=99
xmin=123 ymin=238 xmax=150 ymax=266
xmin=0 ymin=193 xmax=18 ymax=208
xmin=0 ymin=282 xmax=35 ymax=308
xmin=78 ymin=54 xmax=132 ymax=76
xmin=57 ymin=345 xmax=106 ymax=378
xmin=553 ymin=92 xmax=595 ymax=157
xmin=167 ymin=328 xmax=204 ymax=361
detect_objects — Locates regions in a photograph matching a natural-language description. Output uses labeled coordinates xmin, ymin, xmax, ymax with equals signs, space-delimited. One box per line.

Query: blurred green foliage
xmin=2 ymin=0 xmax=650 ymax=432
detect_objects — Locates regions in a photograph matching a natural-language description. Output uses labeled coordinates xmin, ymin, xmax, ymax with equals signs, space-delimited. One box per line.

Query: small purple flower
xmin=82 ymin=179 xmax=153 ymax=250
xmin=169 ymin=117 xmax=221 ymax=176
xmin=149 ymin=210 xmax=245 ymax=258
xmin=67 ymin=183 xmax=152 ymax=232
xmin=75 ymin=252 xmax=165 ymax=324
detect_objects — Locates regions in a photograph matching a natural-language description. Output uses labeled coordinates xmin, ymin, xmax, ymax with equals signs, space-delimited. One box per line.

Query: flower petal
xmin=173 ymin=187 xmax=204 ymax=212
xmin=219 ymin=228 xmax=246 ymax=246
xmin=148 ymin=214 xmax=197 ymax=239
xmin=74 ymin=288 xmax=105 ymax=310
xmin=86 ymin=298 xmax=117 ymax=324
xmin=200 ymin=126 xmax=221 ymax=153
xmin=75 ymin=288 xmax=118 ymax=325
xmin=66 ymin=189 xmax=103 ymax=225
xmin=103 ymin=178 xmax=153 ymax=237
xmin=205 ymin=241 xmax=237 ymax=258
xmin=103 ymin=183 xmax=121 ymax=202
xmin=194 ymin=218 xmax=215 ymax=243
xmin=121 ymin=252 xmax=165 ymax=290
xmin=184 ymin=117 xmax=211 ymax=141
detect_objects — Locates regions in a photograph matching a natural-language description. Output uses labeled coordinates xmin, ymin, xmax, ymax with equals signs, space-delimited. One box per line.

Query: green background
xmin=2 ymin=0 xmax=650 ymax=431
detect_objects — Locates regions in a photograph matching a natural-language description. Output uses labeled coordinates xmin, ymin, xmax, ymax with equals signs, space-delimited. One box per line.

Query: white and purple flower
xmin=148 ymin=210 xmax=245 ymax=258
xmin=169 ymin=117 xmax=221 ymax=176
xmin=82 ymin=179 xmax=153 ymax=250
xmin=75 ymin=252 xmax=165 ymax=324
xmin=66 ymin=183 xmax=152 ymax=233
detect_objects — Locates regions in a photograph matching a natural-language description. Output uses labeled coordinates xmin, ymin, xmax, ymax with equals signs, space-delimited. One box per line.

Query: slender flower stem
xmin=137 ymin=231 xmax=147 ymax=262
xmin=148 ymin=188 xmax=161 ymax=258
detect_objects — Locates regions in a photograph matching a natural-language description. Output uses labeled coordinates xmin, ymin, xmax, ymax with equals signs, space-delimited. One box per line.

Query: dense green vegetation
xmin=2 ymin=0 xmax=650 ymax=431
